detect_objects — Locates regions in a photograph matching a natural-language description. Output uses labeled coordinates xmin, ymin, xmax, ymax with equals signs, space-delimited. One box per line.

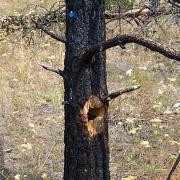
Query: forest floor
xmin=0 ymin=1 xmax=180 ymax=180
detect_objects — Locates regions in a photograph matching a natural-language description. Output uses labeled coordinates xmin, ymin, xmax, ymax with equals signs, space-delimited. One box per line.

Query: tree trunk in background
xmin=64 ymin=0 xmax=110 ymax=179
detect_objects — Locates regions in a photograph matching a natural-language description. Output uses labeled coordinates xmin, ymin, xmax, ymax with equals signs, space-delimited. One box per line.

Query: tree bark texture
xmin=64 ymin=0 xmax=110 ymax=179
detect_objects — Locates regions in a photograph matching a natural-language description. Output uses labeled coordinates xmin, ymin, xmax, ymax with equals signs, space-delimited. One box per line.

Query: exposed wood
xmin=105 ymin=85 xmax=141 ymax=102
xmin=40 ymin=64 xmax=64 ymax=77
xmin=80 ymin=96 xmax=106 ymax=137
xmin=80 ymin=34 xmax=180 ymax=63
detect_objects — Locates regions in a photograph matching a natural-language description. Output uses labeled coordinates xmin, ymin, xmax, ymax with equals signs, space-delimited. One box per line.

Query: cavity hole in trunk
xmin=88 ymin=107 xmax=99 ymax=120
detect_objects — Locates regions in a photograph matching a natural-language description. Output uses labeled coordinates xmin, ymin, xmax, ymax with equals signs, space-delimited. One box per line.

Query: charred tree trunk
xmin=64 ymin=0 xmax=110 ymax=179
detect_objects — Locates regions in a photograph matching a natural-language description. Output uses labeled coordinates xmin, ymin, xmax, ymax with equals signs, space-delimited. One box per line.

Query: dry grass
xmin=0 ymin=1 xmax=180 ymax=180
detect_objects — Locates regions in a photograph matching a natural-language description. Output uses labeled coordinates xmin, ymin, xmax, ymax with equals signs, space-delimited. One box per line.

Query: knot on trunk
xmin=80 ymin=95 xmax=106 ymax=137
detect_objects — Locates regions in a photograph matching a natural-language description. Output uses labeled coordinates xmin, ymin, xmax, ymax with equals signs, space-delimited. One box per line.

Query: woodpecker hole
xmin=81 ymin=96 xmax=106 ymax=136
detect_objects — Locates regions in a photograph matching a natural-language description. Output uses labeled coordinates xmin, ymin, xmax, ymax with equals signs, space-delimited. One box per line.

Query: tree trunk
xmin=64 ymin=0 xmax=110 ymax=179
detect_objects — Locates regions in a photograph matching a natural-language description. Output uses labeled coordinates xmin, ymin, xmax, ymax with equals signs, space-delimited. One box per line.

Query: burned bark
xmin=63 ymin=1 xmax=110 ymax=179
xmin=57 ymin=1 xmax=180 ymax=179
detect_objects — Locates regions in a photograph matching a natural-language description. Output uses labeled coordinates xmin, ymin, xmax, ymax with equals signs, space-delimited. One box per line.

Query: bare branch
xmin=105 ymin=6 xmax=175 ymax=21
xmin=32 ymin=18 xmax=66 ymax=43
xmin=0 ymin=6 xmax=177 ymax=37
xmin=0 ymin=5 xmax=65 ymax=36
xmin=105 ymin=85 xmax=141 ymax=102
xmin=40 ymin=64 xmax=64 ymax=77
xmin=167 ymin=153 xmax=180 ymax=180
xmin=80 ymin=34 xmax=180 ymax=63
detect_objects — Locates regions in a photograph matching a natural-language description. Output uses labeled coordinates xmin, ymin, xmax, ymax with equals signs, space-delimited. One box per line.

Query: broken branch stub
xmin=105 ymin=85 xmax=141 ymax=102
xmin=80 ymin=96 xmax=107 ymax=137
xmin=40 ymin=64 xmax=64 ymax=77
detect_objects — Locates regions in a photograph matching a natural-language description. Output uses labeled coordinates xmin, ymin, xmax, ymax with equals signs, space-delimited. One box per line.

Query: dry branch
xmin=40 ymin=64 xmax=64 ymax=77
xmin=80 ymin=34 xmax=180 ymax=63
xmin=0 ymin=5 xmax=177 ymax=36
xmin=32 ymin=18 xmax=66 ymax=43
xmin=105 ymin=85 xmax=141 ymax=102
xmin=105 ymin=6 xmax=176 ymax=22
xmin=105 ymin=7 xmax=151 ymax=19
xmin=0 ymin=4 xmax=65 ymax=39
xmin=167 ymin=153 xmax=180 ymax=180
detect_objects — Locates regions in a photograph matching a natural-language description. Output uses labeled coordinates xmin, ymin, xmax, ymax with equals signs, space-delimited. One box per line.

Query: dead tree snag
xmin=30 ymin=1 xmax=180 ymax=179
xmin=80 ymin=96 xmax=106 ymax=137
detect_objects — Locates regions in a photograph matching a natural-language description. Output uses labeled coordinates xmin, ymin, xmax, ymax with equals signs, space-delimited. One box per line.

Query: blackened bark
xmin=64 ymin=0 xmax=110 ymax=179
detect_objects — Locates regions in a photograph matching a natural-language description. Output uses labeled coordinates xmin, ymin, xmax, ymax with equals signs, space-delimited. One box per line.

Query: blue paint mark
xmin=69 ymin=11 xmax=76 ymax=18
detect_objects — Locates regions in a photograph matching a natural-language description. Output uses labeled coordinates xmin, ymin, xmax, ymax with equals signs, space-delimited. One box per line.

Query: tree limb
xmin=0 ymin=6 xmax=177 ymax=37
xmin=40 ymin=64 xmax=64 ymax=77
xmin=105 ymin=6 xmax=176 ymax=22
xmin=167 ymin=153 xmax=180 ymax=180
xmin=80 ymin=34 xmax=180 ymax=63
xmin=0 ymin=5 xmax=65 ymax=35
xmin=32 ymin=18 xmax=66 ymax=43
xmin=105 ymin=85 xmax=141 ymax=102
